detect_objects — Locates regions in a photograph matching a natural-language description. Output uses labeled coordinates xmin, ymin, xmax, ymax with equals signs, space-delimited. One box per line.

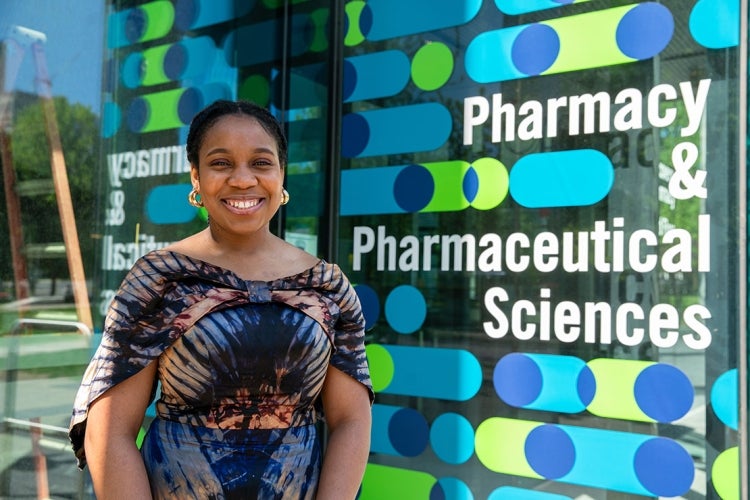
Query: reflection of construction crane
xmin=0 ymin=26 xmax=92 ymax=331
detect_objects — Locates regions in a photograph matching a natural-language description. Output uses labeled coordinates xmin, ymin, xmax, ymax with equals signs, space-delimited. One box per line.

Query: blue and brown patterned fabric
xmin=69 ymin=250 xmax=373 ymax=498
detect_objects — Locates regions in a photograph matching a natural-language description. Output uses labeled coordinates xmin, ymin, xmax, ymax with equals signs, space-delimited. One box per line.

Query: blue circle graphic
xmin=173 ymin=0 xmax=198 ymax=30
xmin=126 ymin=97 xmax=149 ymax=132
xmin=616 ymin=3 xmax=673 ymax=60
xmin=354 ymin=284 xmax=380 ymax=330
xmin=164 ymin=43 xmax=188 ymax=80
xmin=512 ymin=24 xmax=559 ymax=75
xmin=494 ymin=353 xmax=542 ymax=407
xmin=389 ymin=408 xmax=429 ymax=457
xmin=359 ymin=5 xmax=373 ymax=37
xmin=101 ymin=102 xmax=121 ymax=139
xmin=576 ymin=364 xmax=596 ymax=407
xmin=125 ymin=8 xmax=147 ymax=43
xmin=121 ymin=53 xmax=145 ymax=89
xmin=634 ymin=364 xmax=693 ymax=422
xmin=384 ymin=285 xmax=426 ymax=334
xmin=430 ymin=478 xmax=473 ymax=500
xmin=430 ymin=483 xmax=446 ymax=500
xmin=525 ymin=425 xmax=575 ymax=479
xmin=430 ymin=413 xmax=475 ymax=465
xmin=393 ymin=164 xmax=434 ymax=212
xmin=633 ymin=437 xmax=694 ymax=497
xmin=341 ymin=113 xmax=370 ymax=158
xmin=177 ymin=87 xmax=204 ymax=124
xmin=342 ymin=59 xmax=357 ymax=101
xmin=463 ymin=166 xmax=479 ymax=203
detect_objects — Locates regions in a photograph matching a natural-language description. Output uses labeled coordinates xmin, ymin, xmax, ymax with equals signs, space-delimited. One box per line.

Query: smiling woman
xmin=69 ymin=99 xmax=374 ymax=500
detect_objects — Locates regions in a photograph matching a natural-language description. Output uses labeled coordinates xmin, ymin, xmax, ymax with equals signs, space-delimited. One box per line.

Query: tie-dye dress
xmin=69 ymin=250 xmax=373 ymax=499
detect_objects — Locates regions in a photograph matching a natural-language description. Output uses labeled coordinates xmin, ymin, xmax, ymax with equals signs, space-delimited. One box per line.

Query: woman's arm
xmin=317 ymin=365 xmax=373 ymax=500
xmin=84 ymin=360 xmax=157 ymax=500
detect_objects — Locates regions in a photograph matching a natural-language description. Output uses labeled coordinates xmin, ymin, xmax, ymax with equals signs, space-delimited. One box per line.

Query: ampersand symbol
xmin=668 ymin=142 xmax=707 ymax=200
xmin=106 ymin=190 xmax=125 ymax=226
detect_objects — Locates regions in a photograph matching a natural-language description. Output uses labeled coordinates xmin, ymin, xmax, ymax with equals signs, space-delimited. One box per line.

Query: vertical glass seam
xmin=740 ymin=1 xmax=749 ymax=498
xmin=324 ymin=0 xmax=345 ymax=261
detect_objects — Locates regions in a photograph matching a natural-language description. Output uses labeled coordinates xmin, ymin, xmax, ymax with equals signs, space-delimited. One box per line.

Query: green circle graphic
xmin=365 ymin=343 xmax=394 ymax=393
xmin=712 ymin=447 xmax=739 ymax=500
xmin=471 ymin=157 xmax=509 ymax=210
xmin=344 ymin=1 xmax=366 ymax=47
xmin=411 ymin=42 xmax=454 ymax=91
xmin=239 ymin=75 xmax=270 ymax=107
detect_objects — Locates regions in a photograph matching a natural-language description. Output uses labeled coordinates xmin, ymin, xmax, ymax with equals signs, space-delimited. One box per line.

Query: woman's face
xmin=191 ymin=114 xmax=284 ymax=239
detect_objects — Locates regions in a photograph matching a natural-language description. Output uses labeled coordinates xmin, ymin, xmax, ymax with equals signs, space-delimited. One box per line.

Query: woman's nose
xmin=228 ymin=165 xmax=258 ymax=187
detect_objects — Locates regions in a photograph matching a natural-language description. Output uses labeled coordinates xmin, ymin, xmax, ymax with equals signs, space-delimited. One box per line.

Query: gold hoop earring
xmin=188 ymin=189 xmax=204 ymax=208
xmin=281 ymin=188 xmax=290 ymax=206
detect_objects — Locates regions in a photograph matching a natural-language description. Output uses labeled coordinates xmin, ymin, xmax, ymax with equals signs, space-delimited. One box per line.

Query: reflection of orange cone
xmin=29 ymin=417 xmax=50 ymax=500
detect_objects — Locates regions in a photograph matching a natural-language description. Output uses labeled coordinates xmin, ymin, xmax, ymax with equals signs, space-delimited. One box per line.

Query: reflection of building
xmin=0 ymin=0 xmax=746 ymax=498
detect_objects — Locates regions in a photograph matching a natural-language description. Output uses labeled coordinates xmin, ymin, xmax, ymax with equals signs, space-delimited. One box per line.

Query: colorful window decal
xmin=365 ymin=344 xmax=482 ymax=401
xmin=101 ymin=101 xmax=122 ymax=139
xmin=343 ymin=43 xmax=454 ymax=102
xmin=488 ymin=487 xmax=572 ymax=500
xmin=371 ymin=404 xmax=430 ymax=457
xmin=465 ymin=3 xmax=673 ymax=83
xmin=509 ymin=149 xmax=614 ymax=208
xmin=126 ymin=83 xmax=232 ymax=133
xmin=493 ymin=353 xmax=592 ymax=414
xmin=710 ymin=368 xmax=738 ymax=430
xmin=410 ymin=42 xmax=454 ymax=91
xmin=494 ymin=353 xmax=694 ymax=423
xmin=357 ymin=0 xmax=482 ymax=41
xmin=712 ymin=447 xmax=739 ymax=500
xmin=341 ymin=148 xmax=613 ymax=215
xmin=107 ymin=0 xmax=175 ymax=49
xmin=354 ymin=284 xmax=380 ymax=329
xmin=163 ymin=37 xmax=223 ymax=82
xmin=173 ymin=0 xmax=255 ymax=30
xmin=688 ymin=0 xmax=739 ymax=49
xmin=341 ymin=103 xmax=452 ymax=158
xmin=383 ymin=285 xmax=426 ymax=334
xmin=343 ymin=50 xmax=411 ymax=102
xmin=494 ymin=0 xmax=591 ymax=16
xmin=145 ymin=184 xmax=195 ymax=224
xmin=344 ymin=1 xmax=367 ymax=46
xmin=121 ymin=37 xmax=223 ymax=89
xmin=307 ymin=8 xmax=331 ymax=53
xmin=223 ymin=15 xmax=315 ymax=68
xmin=433 ymin=478 xmax=473 ymax=500
xmin=360 ymin=464 xmax=437 ymax=500
xmin=475 ymin=417 xmax=694 ymax=497
xmin=587 ymin=358 xmax=694 ymax=423
xmin=340 ymin=158 xmax=508 ymax=215
xmin=429 ymin=413 xmax=475 ymax=465
xmin=238 ymin=74 xmax=271 ymax=106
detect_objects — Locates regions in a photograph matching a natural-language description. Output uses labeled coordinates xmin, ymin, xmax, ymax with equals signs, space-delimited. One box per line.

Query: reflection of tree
xmin=0 ymin=96 xmax=99 ymax=296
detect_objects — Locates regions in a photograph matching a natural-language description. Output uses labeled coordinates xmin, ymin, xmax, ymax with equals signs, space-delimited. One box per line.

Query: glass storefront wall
xmin=0 ymin=1 xmax=746 ymax=498
xmin=0 ymin=1 xmax=104 ymax=497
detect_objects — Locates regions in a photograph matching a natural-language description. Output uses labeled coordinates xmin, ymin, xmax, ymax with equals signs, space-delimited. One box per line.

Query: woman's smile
xmin=223 ymin=197 xmax=262 ymax=212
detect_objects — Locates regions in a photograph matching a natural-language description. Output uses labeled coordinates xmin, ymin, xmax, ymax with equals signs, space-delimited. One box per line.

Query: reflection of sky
xmin=0 ymin=0 xmax=104 ymax=113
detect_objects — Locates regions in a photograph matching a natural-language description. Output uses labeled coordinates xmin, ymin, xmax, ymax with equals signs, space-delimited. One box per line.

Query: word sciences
xmin=463 ymin=79 xmax=711 ymax=145
xmin=483 ymin=286 xmax=711 ymax=350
